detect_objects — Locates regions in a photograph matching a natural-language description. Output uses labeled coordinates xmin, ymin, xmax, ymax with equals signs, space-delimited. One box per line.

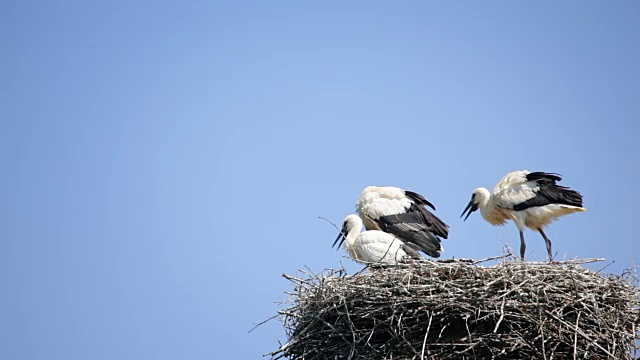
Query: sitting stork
xmin=333 ymin=214 xmax=417 ymax=264
xmin=355 ymin=186 xmax=449 ymax=258
xmin=461 ymin=170 xmax=586 ymax=260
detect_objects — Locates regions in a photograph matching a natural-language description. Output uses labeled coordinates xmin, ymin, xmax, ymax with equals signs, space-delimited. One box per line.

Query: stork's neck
xmin=345 ymin=227 xmax=361 ymax=248
xmin=476 ymin=188 xmax=495 ymax=221
xmin=479 ymin=200 xmax=496 ymax=221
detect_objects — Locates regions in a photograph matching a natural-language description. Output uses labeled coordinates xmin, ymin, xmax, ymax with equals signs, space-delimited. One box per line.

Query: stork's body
xmin=333 ymin=214 xmax=413 ymax=264
xmin=461 ymin=170 xmax=586 ymax=260
xmin=355 ymin=186 xmax=449 ymax=258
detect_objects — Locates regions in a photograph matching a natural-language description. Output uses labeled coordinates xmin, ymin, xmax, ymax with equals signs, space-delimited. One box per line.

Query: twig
xmin=420 ymin=313 xmax=433 ymax=360
xmin=318 ymin=216 xmax=341 ymax=232
xmin=249 ymin=314 xmax=279 ymax=333
xmin=493 ymin=295 xmax=506 ymax=333
xmin=596 ymin=260 xmax=615 ymax=274
xmin=472 ymin=253 xmax=512 ymax=265
xmin=573 ymin=311 xmax=581 ymax=360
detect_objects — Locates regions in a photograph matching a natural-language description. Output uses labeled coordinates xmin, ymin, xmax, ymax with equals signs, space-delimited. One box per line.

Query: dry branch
xmin=269 ymin=258 xmax=640 ymax=360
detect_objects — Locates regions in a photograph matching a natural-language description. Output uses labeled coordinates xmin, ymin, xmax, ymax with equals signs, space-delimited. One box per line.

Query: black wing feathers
xmin=380 ymin=207 xmax=449 ymax=239
xmin=513 ymin=172 xmax=584 ymax=211
xmin=376 ymin=208 xmax=449 ymax=258
xmin=525 ymin=172 xmax=563 ymax=183
xmin=404 ymin=190 xmax=436 ymax=210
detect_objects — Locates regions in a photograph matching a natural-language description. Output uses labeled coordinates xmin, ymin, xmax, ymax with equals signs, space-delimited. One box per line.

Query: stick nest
xmin=270 ymin=258 xmax=640 ymax=359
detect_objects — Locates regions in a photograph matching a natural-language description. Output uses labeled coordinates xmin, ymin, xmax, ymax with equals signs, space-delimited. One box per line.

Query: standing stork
xmin=355 ymin=186 xmax=449 ymax=258
xmin=333 ymin=214 xmax=417 ymax=264
xmin=461 ymin=170 xmax=586 ymax=260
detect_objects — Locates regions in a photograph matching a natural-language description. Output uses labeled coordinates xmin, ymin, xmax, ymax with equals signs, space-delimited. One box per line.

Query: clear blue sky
xmin=3 ymin=1 xmax=639 ymax=359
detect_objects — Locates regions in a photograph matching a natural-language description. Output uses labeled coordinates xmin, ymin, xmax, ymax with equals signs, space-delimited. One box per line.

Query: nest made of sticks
xmin=269 ymin=257 xmax=640 ymax=360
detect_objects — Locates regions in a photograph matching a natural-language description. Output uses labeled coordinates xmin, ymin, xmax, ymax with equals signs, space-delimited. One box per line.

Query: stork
xmin=461 ymin=170 xmax=586 ymax=260
xmin=333 ymin=214 xmax=416 ymax=264
xmin=355 ymin=186 xmax=449 ymax=258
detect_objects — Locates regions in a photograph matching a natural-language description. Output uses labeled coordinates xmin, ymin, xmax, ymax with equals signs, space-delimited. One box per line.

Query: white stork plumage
xmin=355 ymin=186 xmax=449 ymax=258
xmin=333 ymin=214 xmax=415 ymax=264
xmin=461 ymin=170 xmax=586 ymax=260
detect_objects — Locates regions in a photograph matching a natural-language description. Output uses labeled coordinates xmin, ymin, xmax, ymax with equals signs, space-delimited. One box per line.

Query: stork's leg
xmin=519 ymin=231 xmax=526 ymax=260
xmin=538 ymin=229 xmax=553 ymax=260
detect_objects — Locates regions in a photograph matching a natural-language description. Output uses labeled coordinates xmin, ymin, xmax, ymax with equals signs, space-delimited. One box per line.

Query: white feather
xmin=355 ymin=186 xmax=412 ymax=229
xmin=338 ymin=214 xmax=409 ymax=265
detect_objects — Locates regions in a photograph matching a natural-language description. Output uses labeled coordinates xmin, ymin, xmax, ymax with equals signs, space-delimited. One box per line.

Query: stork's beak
xmin=333 ymin=231 xmax=346 ymax=249
xmin=461 ymin=197 xmax=478 ymax=221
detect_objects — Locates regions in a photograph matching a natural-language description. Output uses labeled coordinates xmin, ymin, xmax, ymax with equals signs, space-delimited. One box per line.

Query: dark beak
xmin=461 ymin=199 xmax=478 ymax=221
xmin=333 ymin=231 xmax=346 ymax=249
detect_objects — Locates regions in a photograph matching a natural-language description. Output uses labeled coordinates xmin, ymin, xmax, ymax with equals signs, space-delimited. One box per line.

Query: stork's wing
xmin=407 ymin=203 xmax=449 ymax=239
xmin=525 ymin=172 xmax=563 ymax=183
xmin=514 ymin=172 xmax=583 ymax=210
xmin=404 ymin=190 xmax=436 ymax=210
xmin=375 ymin=208 xmax=448 ymax=258
xmin=494 ymin=171 xmax=584 ymax=210
xmin=357 ymin=231 xmax=408 ymax=264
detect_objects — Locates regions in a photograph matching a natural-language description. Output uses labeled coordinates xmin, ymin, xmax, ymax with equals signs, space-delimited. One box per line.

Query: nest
xmin=269 ymin=257 xmax=640 ymax=360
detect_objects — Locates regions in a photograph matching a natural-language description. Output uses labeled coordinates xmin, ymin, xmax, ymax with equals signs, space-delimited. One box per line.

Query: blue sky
xmin=3 ymin=1 xmax=639 ymax=359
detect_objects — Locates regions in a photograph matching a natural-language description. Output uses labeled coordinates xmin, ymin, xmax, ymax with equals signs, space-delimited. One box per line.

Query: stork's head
xmin=333 ymin=214 xmax=362 ymax=249
xmin=461 ymin=188 xmax=490 ymax=221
